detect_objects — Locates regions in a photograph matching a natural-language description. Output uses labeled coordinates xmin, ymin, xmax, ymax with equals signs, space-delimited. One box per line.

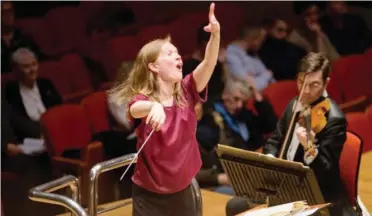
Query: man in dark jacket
xmin=259 ymin=17 xmax=307 ymax=80
xmin=226 ymin=53 xmax=356 ymax=216
xmin=194 ymin=78 xmax=277 ymax=195
xmin=5 ymin=48 xmax=62 ymax=122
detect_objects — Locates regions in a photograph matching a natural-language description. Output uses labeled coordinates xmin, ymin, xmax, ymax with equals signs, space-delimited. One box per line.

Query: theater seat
xmin=262 ymin=80 xmax=298 ymax=117
xmin=346 ymin=112 xmax=372 ymax=153
xmin=81 ymin=92 xmax=111 ymax=133
xmin=339 ymin=131 xmax=364 ymax=212
xmin=40 ymin=104 xmax=104 ymax=204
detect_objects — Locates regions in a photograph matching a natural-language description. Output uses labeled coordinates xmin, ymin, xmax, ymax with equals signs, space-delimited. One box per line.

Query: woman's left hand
xmin=204 ymin=3 xmax=220 ymax=35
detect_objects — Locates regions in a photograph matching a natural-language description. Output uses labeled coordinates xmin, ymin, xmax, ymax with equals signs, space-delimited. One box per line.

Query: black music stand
xmin=216 ymin=144 xmax=330 ymax=216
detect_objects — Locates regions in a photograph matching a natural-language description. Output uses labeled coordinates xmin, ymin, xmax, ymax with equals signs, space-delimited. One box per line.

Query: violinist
xmin=226 ymin=52 xmax=356 ymax=216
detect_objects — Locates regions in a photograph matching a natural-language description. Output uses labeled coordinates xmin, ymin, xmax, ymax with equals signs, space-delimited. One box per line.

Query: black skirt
xmin=132 ymin=183 xmax=197 ymax=216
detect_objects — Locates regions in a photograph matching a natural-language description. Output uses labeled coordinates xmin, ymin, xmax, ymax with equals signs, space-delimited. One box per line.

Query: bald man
xmin=5 ymin=48 xmax=62 ymax=123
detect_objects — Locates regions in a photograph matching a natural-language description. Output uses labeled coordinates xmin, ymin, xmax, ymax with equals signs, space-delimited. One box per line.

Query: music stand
xmin=216 ymin=144 xmax=330 ymax=216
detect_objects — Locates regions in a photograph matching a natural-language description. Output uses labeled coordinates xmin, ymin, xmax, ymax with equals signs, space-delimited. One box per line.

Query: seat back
xmin=60 ymin=53 xmax=93 ymax=93
xmin=337 ymin=55 xmax=371 ymax=102
xmin=339 ymin=131 xmax=363 ymax=206
xmin=262 ymin=80 xmax=298 ymax=117
xmin=40 ymin=105 xmax=92 ymax=157
xmin=367 ymin=105 xmax=372 ymax=125
xmin=81 ymin=92 xmax=111 ymax=133
xmin=346 ymin=112 xmax=372 ymax=153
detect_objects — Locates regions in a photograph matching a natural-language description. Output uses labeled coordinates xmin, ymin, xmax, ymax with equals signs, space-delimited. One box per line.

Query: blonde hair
xmin=108 ymin=36 xmax=187 ymax=106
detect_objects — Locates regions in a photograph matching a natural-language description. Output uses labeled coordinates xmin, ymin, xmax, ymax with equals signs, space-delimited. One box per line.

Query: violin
xmin=297 ymin=99 xmax=331 ymax=156
xmin=278 ymin=74 xmax=331 ymax=159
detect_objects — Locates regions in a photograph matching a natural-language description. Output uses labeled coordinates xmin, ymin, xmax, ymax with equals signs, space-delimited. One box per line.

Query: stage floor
xmin=57 ymin=189 xmax=232 ymax=216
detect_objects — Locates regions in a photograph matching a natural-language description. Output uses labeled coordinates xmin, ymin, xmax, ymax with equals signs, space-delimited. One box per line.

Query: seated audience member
xmin=213 ymin=78 xmax=277 ymax=151
xmin=259 ymin=17 xmax=307 ymax=80
xmin=226 ymin=53 xmax=356 ymax=216
xmin=194 ymin=102 xmax=232 ymax=195
xmin=5 ymin=48 xmax=62 ymax=122
xmin=226 ymin=26 xmax=275 ymax=91
xmin=1 ymin=97 xmax=51 ymax=216
xmin=1 ymin=98 xmax=42 ymax=167
xmin=289 ymin=2 xmax=340 ymax=62
xmin=183 ymin=24 xmax=226 ymax=102
xmin=320 ymin=1 xmax=372 ymax=55
xmin=1 ymin=1 xmax=44 ymax=74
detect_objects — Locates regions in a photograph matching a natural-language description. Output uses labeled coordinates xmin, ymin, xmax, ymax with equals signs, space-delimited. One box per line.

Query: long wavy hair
xmin=108 ymin=36 xmax=187 ymax=107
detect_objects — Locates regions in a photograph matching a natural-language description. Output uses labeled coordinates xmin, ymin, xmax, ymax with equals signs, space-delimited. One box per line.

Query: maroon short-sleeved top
xmin=128 ymin=73 xmax=207 ymax=194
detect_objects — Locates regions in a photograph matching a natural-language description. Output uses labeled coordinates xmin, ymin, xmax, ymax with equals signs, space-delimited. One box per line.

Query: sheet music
xmin=241 ymin=201 xmax=329 ymax=216
xmin=19 ymin=138 xmax=46 ymax=155
xmin=241 ymin=202 xmax=304 ymax=216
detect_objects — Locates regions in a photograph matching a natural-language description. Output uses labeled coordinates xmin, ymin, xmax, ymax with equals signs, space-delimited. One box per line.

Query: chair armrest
xmin=81 ymin=141 xmax=104 ymax=167
xmin=52 ymin=156 xmax=87 ymax=176
xmin=340 ymin=96 xmax=369 ymax=113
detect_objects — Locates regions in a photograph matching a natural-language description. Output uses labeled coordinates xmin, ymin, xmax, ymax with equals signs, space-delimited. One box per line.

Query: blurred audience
xmin=1 ymin=1 xmax=44 ymax=74
xmin=183 ymin=24 xmax=226 ymax=102
xmin=194 ymin=101 xmax=232 ymax=194
xmin=86 ymin=2 xmax=135 ymax=36
xmin=320 ymin=1 xmax=372 ymax=55
xmin=289 ymin=3 xmax=340 ymax=61
xmin=259 ymin=17 xmax=307 ymax=80
xmin=4 ymin=48 xmax=62 ymax=122
xmin=226 ymin=25 xmax=275 ymax=91
xmin=1 ymin=97 xmax=52 ymax=216
xmin=213 ymin=78 xmax=278 ymax=151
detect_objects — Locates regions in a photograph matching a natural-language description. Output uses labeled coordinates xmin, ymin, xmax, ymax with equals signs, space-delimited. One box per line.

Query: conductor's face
xmin=297 ymin=71 xmax=329 ymax=105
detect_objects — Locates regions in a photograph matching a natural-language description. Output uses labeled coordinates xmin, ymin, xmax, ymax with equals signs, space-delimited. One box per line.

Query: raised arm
xmin=192 ymin=3 xmax=221 ymax=92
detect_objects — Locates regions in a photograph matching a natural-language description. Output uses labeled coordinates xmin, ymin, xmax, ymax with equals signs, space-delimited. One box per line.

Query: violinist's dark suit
xmin=225 ymin=96 xmax=356 ymax=216
xmin=263 ymin=96 xmax=355 ymax=216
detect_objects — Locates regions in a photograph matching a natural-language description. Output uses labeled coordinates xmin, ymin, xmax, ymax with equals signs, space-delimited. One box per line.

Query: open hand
xmin=146 ymin=102 xmax=166 ymax=131
xmin=204 ymin=3 xmax=220 ymax=35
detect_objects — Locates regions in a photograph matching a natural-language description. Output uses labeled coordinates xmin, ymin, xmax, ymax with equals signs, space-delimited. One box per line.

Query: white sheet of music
xmin=19 ymin=138 xmax=46 ymax=155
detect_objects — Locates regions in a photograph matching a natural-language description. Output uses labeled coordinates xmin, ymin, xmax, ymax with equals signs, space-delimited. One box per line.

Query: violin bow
xmin=278 ymin=74 xmax=309 ymax=159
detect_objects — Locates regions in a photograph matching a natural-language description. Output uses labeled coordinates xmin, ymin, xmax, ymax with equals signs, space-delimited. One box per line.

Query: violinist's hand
xmin=204 ymin=3 xmax=220 ymax=36
xmin=146 ymin=102 xmax=166 ymax=131
xmin=295 ymin=126 xmax=316 ymax=150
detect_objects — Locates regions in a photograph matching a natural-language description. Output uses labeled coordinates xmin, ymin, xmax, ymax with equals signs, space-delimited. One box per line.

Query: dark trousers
xmin=132 ymin=184 xmax=197 ymax=216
